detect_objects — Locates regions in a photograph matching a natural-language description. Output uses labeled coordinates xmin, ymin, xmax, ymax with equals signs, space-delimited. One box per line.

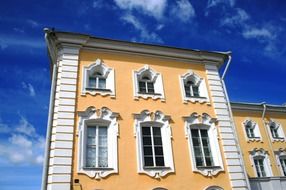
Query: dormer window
xmin=82 ymin=59 xmax=115 ymax=97
xmin=133 ymin=65 xmax=165 ymax=101
xmin=179 ymin=70 xmax=209 ymax=103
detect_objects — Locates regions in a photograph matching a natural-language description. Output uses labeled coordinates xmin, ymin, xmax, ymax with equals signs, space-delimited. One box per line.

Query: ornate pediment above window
xmin=82 ymin=59 xmax=115 ymax=97
xmin=179 ymin=70 xmax=210 ymax=104
xmin=133 ymin=65 xmax=165 ymax=101
xmin=77 ymin=107 xmax=119 ymax=179
xmin=183 ymin=113 xmax=224 ymax=177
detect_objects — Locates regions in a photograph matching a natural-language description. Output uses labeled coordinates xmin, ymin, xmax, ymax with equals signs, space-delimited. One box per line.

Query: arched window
xmin=179 ymin=70 xmax=209 ymax=103
xmin=82 ymin=59 xmax=115 ymax=97
xmin=88 ymin=71 xmax=106 ymax=89
xmin=205 ymin=186 xmax=224 ymax=190
xmin=184 ymin=80 xmax=199 ymax=97
xmin=268 ymin=120 xmax=285 ymax=141
xmin=275 ymin=149 xmax=286 ymax=176
xmin=243 ymin=119 xmax=261 ymax=141
xmin=138 ymin=74 xmax=155 ymax=94
xmin=133 ymin=65 xmax=165 ymax=100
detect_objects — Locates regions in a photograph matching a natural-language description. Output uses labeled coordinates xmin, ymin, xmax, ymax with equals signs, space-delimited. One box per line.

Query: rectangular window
xmin=86 ymin=126 xmax=108 ymax=168
xmin=280 ymin=158 xmax=286 ymax=176
xmin=191 ymin=128 xmax=214 ymax=167
xmin=142 ymin=126 xmax=165 ymax=167
xmin=184 ymin=85 xmax=191 ymax=97
xmin=254 ymin=158 xmax=266 ymax=177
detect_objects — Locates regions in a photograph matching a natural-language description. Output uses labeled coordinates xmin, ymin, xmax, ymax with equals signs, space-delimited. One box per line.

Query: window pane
xmin=143 ymin=147 xmax=153 ymax=156
xmin=193 ymin=86 xmax=199 ymax=97
xmin=98 ymin=78 xmax=106 ymax=89
xmin=87 ymin=127 xmax=96 ymax=145
xmin=152 ymin=127 xmax=161 ymax=136
xmin=153 ymin=137 xmax=162 ymax=145
xmin=184 ymin=85 xmax=191 ymax=97
xmin=144 ymin=156 xmax=154 ymax=166
xmin=205 ymin=157 xmax=213 ymax=166
xmin=86 ymin=147 xmax=96 ymax=167
xmin=147 ymin=82 xmax=154 ymax=93
xmin=195 ymin=157 xmax=204 ymax=167
xmin=155 ymin=147 xmax=164 ymax=155
xmin=142 ymin=127 xmax=151 ymax=135
xmin=139 ymin=81 xmax=146 ymax=93
xmin=280 ymin=159 xmax=286 ymax=176
xmin=89 ymin=77 xmax=96 ymax=88
xmin=155 ymin=156 xmax=165 ymax=166
xmin=200 ymin=129 xmax=208 ymax=137
xmin=191 ymin=129 xmax=199 ymax=137
xmin=143 ymin=137 xmax=152 ymax=145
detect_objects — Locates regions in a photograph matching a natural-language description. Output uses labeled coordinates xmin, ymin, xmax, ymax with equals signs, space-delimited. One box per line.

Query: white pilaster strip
xmin=205 ymin=64 xmax=249 ymax=190
xmin=47 ymin=47 xmax=80 ymax=190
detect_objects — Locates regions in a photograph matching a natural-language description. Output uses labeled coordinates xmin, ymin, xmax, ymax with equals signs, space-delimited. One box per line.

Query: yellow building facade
xmin=42 ymin=29 xmax=285 ymax=190
xmin=231 ymin=103 xmax=286 ymax=189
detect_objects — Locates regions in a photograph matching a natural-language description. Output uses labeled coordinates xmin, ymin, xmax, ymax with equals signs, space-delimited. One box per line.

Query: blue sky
xmin=0 ymin=0 xmax=285 ymax=189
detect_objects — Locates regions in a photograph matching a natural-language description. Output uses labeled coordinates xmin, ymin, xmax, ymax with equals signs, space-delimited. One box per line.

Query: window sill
xmin=85 ymin=88 xmax=111 ymax=92
xmin=143 ymin=166 xmax=171 ymax=170
xmin=194 ymin=165 xmax=223 ymax=176
xmin=183 ymin=96 xmax=209 ymax=104
xmin=82 ymin=167 xmax=114 ymax=171
xmin=138 ymin=92 xmax=162 ymax=96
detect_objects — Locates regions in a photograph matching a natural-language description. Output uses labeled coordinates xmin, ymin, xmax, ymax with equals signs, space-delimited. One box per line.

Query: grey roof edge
xmin=230 ymin=102 xmax=286 ymax=113
xmin=43 ymin=28 xmax=230 ymax=68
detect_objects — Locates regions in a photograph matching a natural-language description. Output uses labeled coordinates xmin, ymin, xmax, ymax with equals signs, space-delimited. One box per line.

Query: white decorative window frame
xmin=77 ymin=106 xmax=119 ymax=179
xmin=249 ymin=148 xmax=273 ymax=177
xmin=133 ymin=110 xmax=174 ymax=178
xmin=133 ymin=65 xmax=165 ymax=101
xmin=82 ymin=58 xmax=115 ymax=97
xmin=274 ymin=148 xmax=286 ymax=176
xmin=242 ymin=119 xmax=262 ymax=142
xmin=183 ymin=113 xmax=224 ymax=176
xmin=266 ymin=119 xmax=285 ymax=142
xmin=204 ymin=186 xmax=224 ymax=190
xmin=179 ymin=70 xmax=209 ymax=104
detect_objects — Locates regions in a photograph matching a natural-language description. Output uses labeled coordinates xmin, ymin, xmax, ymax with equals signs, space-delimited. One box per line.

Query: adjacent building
xmin=42 ymin=29 xmax=285 ymax=190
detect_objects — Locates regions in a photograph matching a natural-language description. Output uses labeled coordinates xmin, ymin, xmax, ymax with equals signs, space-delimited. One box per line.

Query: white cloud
xmin=22 ymin=82 xmax=36 ymax=97
xmin=220 ymin=8 xmax=249 ymax=27
xmin=0 ymin=116 xmax=45 ymax=165
xmin=121 ymin=14 xmax=163 ymax=43
xmin=15 ymin=115 xmax=37 ymax=137
xmin=114 ymin=0 xmax=167 ymax=20
xmin=26 ymin=19 xmax=39 ymax=28
xmin=9 ymin=134 xmax=32 ymax=148
xmin=171 ymin=0 xmax=195 ymax=22
xmin=242 ymin=27 xmax=274 ymax=40
xmin=206 ymin=0 xmax=235 ymax=8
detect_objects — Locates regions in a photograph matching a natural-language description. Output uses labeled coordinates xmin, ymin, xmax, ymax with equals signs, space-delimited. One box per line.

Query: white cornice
xmin=44 ymin=29 xmax=228 ymax=67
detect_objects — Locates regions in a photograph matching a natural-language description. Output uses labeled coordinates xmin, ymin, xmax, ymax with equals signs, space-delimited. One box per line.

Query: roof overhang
xmin=44 ymin=28 xmax=230 ymax=68
xmin=231 ymin=102 xmax=286 ymax=113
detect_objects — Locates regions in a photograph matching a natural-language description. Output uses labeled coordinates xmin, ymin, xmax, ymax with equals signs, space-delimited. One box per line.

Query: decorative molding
xmin=133 ymin=110 xmax=174 ymax=178
xmin=77 ymin=106 xmax=119 ymax=179
xmin=242 ymin=119 xmax=262 ymax=142
xmin=183 ymin=112 xmax=224 ymax=177
xmin=179 ymin=70 xmax=209 ymax=104
xmin=204 ymin=186 xmax=224 ymax=190
xmin=81 ymin=58 xmax=115 ymax=97
xmin=133 ymin=65 xmax=165 ymax=101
